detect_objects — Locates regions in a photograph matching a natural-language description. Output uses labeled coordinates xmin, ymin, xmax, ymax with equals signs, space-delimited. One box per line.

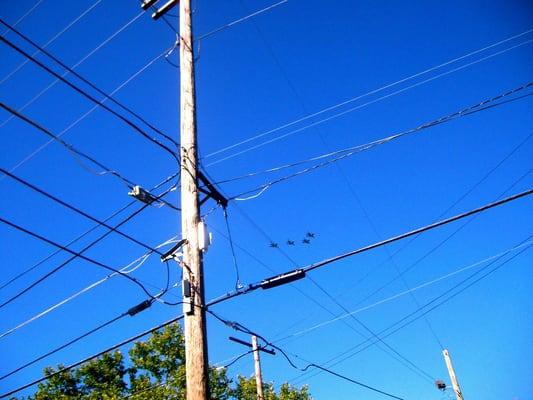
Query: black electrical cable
xmin=0 ymin=313 xmax=128 ymax=381
xmin=0 ymin=313 xmax=186 ymax=399
xmin=0 ymin=181 xmax=179 ymax=309
xmin=206 ymin=309 xmax=406 ymax=400
xmin=0 ymin=294 xmax=172 ymax=382
xmin=222 ymin=207 xmax=242 ymax=290
xmin=0 ymin=36 xmax=180 ymax=162
xmin=0 ymin=18 xmax=180 ymax=149
xmin=1 ymin=188 xmax=530 ymax=397
xmin=303 ymin=188 xmax=532 ymax=274
xmin=202 ymin=187 xmax=533 ymax=309
xmin=0 ymin=217 xmax=159 ymax=305
xmin=0 ymin=102 xmax=136 ymax=188
xmin=0 ymin=171 xmax=179 ymax=293
xmin=0 ymin=167 xmax=164 ymax=255
xmin=350 ymin=167 xmax=532 ymax=311
xmin=292 ymin=238 xmax=533 ymax=384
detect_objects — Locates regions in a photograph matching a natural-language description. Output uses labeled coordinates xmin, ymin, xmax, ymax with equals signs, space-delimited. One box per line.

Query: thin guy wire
xmin=0 ymin=0 xmax=46 ymax=38
xmin=238 ymin=0 xmax=441 ymax=355
xmin=222 ymin=207 xmax=243 ymax=290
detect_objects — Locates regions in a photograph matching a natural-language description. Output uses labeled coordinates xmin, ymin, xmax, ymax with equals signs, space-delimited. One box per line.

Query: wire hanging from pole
xmin=223 ymin=207 xmax=243 ymax=290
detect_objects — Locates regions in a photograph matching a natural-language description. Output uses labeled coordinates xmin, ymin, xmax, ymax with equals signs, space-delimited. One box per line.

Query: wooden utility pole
xmin=179 ymin=0 xmax=210 ymax=399
xmin=252 ymin=335 xmax=265 ymax=400
xmin=442 ymin=349 xmax=464 ymax=400
xmin=229 ymin=336 xmax=274 ymax=399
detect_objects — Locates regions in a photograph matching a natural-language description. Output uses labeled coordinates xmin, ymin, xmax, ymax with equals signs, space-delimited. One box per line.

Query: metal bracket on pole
xmin=198 ymin=171 xmax=228 ymax=208
xmin=228 ymin=336 xmax=276 ymax=355
xmin=140 ymin=0 xmax=179 ymax=20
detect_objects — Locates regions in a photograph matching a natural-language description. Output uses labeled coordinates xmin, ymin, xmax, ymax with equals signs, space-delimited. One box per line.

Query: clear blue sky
xmin=0 ymin=0 xmax=532 ymax=399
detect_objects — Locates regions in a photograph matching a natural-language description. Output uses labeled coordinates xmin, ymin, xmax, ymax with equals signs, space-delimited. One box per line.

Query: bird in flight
xmin=302 ymin=238 xmax=311 ymax=244
xmin=287 ymin=240 xmax=295 ymax=246
xmin=269 ymin=242 xmax=279 ymax=248
xmin=306 ymin=232 xmax=315 ymax=238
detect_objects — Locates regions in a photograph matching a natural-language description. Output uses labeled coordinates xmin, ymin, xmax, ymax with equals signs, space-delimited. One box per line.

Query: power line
xmin=207 ymin=309 xmax=406 ymax=400
xmin=254 ymin=135 xmax=532 ymax=356
xmin=1 ymin=44 xmax=175 ymax=181
xmin=347 ymin=167 xmax=532 ymax=311
xmin=196 ymin=0 xmax=288 ymax=42
xmin=0 ymin=35 xmax=179 ymax=161
xmin=0 ymin=216 xmax=161 ymax=306
xmin=0 ymin=17 xmax=179 ymax=148
xmin=204 ymin=30 xmax=533 ymax=163
xmin=0 ymin=0 xmax=102 ymax=85
xmin=0 ymin=315 xmax=187 ymax=399
xmin=348 ymin=131 xmax=533 ymax=295
xmin=276 ymin=239 xmax=533 ymax=344
xmin=208 ymin=39 xmax=533 ymax=166
xmin=0 ymin=313 xmax=128 ymax=381
xmin=0 ymin=101 xmax=136 ymax=188
xmin=155 ymin=0 xmax=289 ymax=69
xmin=0 ymin=280 xmax=183 ymax=382
xmin=0 ymin=171 xmax=178 ymax=292
xmin=290 ymin=238 xmax=532 ymax=385
xmin=303 ymin=188 xmax=532 ymax=274
xmin=0 ymin=167 xmax=167 ymax=254
xmin=0 ymin=236 xmax=180 ymax=340
xmin=0 ymin=181 xmax=180 ymax=309
xmin=0 ymin=10 xmax=145 ymax=130
xmin=222 ymin=208 xmax=243 ymax=290
xmin=227 ymin=83 xmax=532 ymax=199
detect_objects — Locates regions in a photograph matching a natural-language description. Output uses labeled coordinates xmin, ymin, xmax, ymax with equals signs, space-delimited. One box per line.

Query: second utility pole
xmin=252 ymin=335 xmax=265 ymax=400
xmin=179 ymin=0 xmax=210 ymax=399
xmin=443 ymin=349 xmax=464 ymax=400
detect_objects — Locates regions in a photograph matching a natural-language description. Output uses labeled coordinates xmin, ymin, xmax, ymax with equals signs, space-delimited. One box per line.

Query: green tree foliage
xmin=14 ymin=323 xmax=311 ymax=400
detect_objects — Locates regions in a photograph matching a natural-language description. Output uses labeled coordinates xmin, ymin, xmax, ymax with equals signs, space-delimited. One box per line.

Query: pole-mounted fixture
xmin=160 ymin=238 xmax=188 ymax=262
xmin=229 ymin=336 xmax=276 ymax=355
xmin=141 ymin=0 xmax=179 ymax=20
xmin=140 ymin=0 xmax=159 ymax=10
